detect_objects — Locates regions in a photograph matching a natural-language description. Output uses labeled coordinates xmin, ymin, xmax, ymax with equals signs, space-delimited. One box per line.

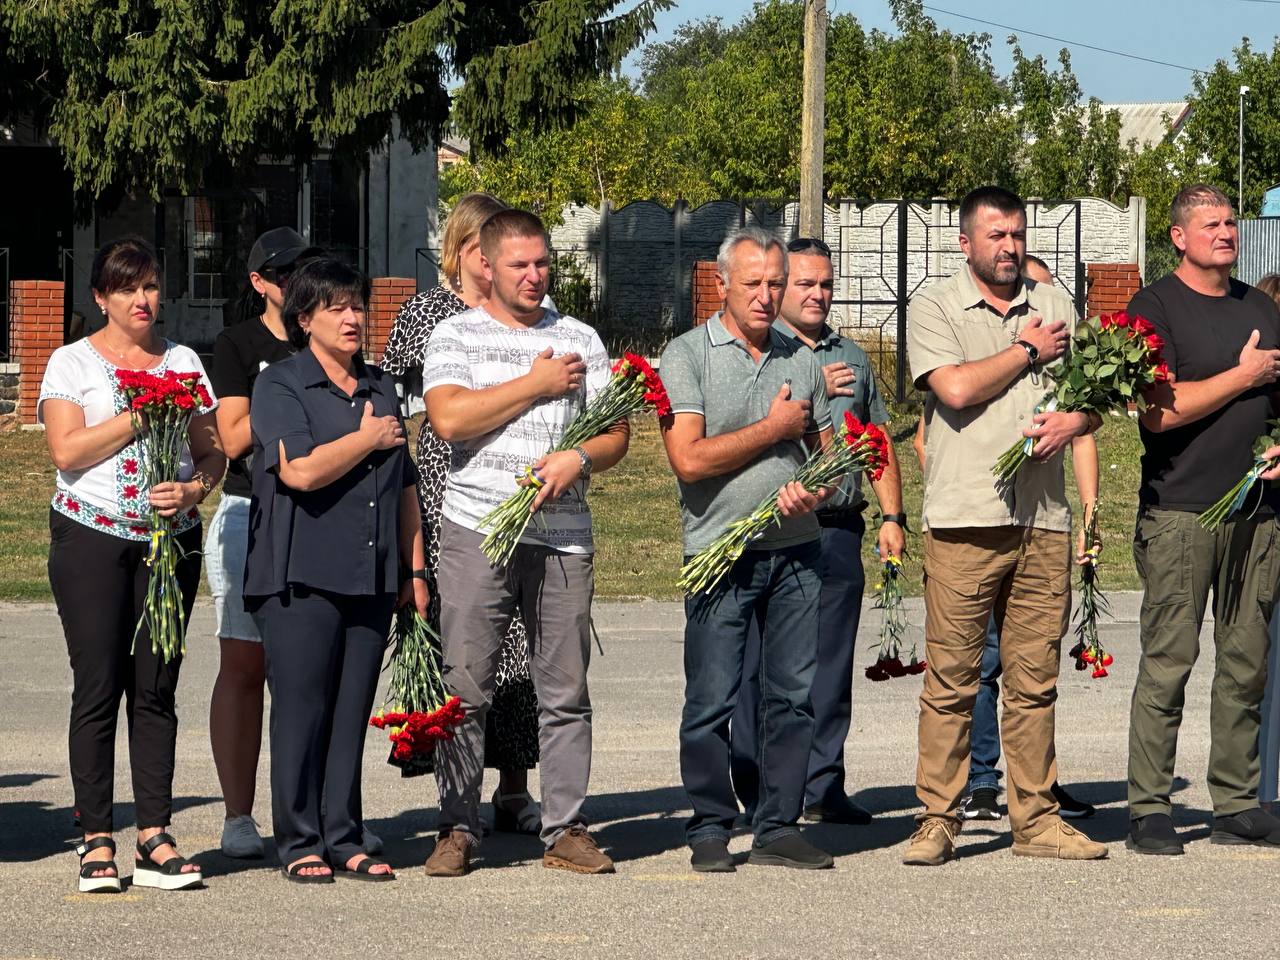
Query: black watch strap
xmin=880 ymin=513 xmax=908 ymax=527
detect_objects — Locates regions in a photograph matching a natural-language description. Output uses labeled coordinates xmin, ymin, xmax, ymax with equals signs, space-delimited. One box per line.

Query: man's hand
xmin=822 ymin=362 xmax=856 ymax=399
xmin=358 ymin=400 xmax=405 ymax=451
xmin=527 ymin=346 xmax=586 ymax=398
xmin=776 ymin=480 xmax=827 ymax=518
xmin=766 ymin=383 xmax=811 ymax=442
xmin=519 ymin=449 xmax=583 ymax=512
xmin=1236 ymin=330 xmax=1280 ymax=389
xmin=1260 ymin=445 xmax=1280 ymax=481
xmin=1017 ymin=316 xmax=1070 ymax=364
xmin=1025 ymin=411 xmax=1090 ymax=460
xmin=878 ymin=520 xmax=905 ymax=560
xmin=1075 ymin=527 xmax=1103 ymax=566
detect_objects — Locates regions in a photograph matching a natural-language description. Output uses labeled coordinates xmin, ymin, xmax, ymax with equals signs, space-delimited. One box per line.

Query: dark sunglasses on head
xmin=258 ymin=265 xmax=295 ymax=285
xmin=786 ymin=237 xmax=832 ymax=257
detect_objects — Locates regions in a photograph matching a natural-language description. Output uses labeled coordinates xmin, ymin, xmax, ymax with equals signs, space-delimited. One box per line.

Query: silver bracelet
xmin=573 ymin=446 xmax=593 ymax=479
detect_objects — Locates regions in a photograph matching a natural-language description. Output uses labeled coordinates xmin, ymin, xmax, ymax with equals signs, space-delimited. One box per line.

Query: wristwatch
xmin=1014 ymin=339 xmax=1039 ymax=368
xmin=400 ymin=567 xmax=427 ymax=583
xmin=880 ymin=513 xmax=908 ymax=528
xmin=573 ymin=446 xmax=593 ymax=479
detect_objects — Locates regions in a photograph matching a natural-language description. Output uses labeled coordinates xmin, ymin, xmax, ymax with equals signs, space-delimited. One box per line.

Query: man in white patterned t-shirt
xmin=421 ymin=209 xmax=629 ymax=877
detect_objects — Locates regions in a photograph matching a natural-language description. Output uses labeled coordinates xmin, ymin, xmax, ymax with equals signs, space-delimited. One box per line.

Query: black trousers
xmin=47 ymin=510 xmax=202 ymax=834
xmin=252 ymin=587 xmax=395 ymax=867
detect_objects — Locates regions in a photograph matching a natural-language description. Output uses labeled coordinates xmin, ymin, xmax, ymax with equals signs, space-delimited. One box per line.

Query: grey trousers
xmin=433 ymin=518 xmax=595 ymax=847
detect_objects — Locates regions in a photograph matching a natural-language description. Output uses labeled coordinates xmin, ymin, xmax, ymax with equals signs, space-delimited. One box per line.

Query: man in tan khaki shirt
xmin=904 ymin=186 xmax=1107 ymax=865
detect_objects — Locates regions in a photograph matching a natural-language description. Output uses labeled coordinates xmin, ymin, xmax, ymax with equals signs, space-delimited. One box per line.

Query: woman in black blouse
xmin=245 ymin=258 xmax=427 ymax=883
xmin=380 ymin=192 xmax=542 ymax=833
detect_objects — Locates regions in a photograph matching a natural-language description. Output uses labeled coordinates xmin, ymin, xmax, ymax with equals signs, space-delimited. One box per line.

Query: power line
xmin=921 ymin=5 xmax=1207 ymax=73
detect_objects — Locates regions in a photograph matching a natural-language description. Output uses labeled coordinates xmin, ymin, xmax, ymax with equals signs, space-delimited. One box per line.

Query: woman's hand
xmin=148 ymin=480 xmax=201 ymax=518
xmin=398 ymin=576 xmax=430 ymax=617
xmin=357 ymin=400 xmax=405 ymax=451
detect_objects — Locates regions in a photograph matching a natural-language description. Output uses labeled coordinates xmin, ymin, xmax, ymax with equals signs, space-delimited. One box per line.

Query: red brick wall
xmin=1086 ymin=263 xmax=1142 ymax=316
xmin=692 ymin=261 xmax=722 ymax=327
xmin=368 ymin=277 xmax=416 ymax=361
xmin=11 ymin=280 xmax=64 ymax=425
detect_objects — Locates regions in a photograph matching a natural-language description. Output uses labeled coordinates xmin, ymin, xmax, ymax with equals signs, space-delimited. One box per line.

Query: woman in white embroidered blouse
xmin=39 ymin=237 xmax=225 ymax=894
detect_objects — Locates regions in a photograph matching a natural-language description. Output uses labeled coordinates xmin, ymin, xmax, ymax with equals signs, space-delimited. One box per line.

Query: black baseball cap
xmin=247 ymin=227 xmax=322 ymax=274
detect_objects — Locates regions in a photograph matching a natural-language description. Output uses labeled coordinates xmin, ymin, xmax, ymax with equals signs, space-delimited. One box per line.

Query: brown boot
xmin=424 ymin=831 xmax=472 ymax=877
xmin=1012 ymin=818 xmax=1108 ymax=860
xmin=902 ymin=816 xmax=959 ymax=866
xmin=543 ymin=825 xmax=615 ymax=875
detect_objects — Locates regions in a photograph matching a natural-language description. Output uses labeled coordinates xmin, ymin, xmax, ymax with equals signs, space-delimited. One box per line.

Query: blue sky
xmin=624 ymin=0 xmax=1280 ymax=102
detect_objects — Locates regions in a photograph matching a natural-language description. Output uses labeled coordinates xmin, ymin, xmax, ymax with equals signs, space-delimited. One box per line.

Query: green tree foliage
xmin=463 ymin=0 xmax=1137 ymax=217
xmin=0 ymin=0 xmax=671 ymax=200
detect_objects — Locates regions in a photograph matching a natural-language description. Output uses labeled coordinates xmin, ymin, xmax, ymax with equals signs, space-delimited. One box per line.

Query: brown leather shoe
xmin=902 ymin=817 xmax=958 ymax=866
xmin=424 ymin=831 xmax=472 ymax=877
xmin=543 ymin=825 xmax=615 ymax=874
xmin=1012 ymin=818 xmax=1108 ymax=860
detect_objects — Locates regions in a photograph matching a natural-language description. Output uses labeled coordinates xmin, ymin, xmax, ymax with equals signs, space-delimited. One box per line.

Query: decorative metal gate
xmin=826 ymin=199 xmax=1084 ymax=402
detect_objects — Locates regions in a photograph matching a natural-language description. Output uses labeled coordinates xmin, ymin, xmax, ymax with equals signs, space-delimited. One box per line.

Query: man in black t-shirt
xmin=1127 ymin=183 xmax=1280 ymax=856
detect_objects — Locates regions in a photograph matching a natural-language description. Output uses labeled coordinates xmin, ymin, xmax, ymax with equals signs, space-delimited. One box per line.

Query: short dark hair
xmin=91 ymin=236 xmax=161 ymax=296
xmin=282 ymin=258 xmax=370 ymax=349
xmin=1023 ymin=253 xmax=1050 ymax=273
xmin=479 ymin=208 xmax=548 ymax=260
xmin=958 ymin=186 xmax=1026 ymax=237
xmin=1170 ymin=183 xmax=1232 ymax=229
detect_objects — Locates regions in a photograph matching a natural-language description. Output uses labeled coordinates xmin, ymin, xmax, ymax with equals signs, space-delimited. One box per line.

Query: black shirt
xmin=210 ymin=318 xmax=296 ymax=499
xmin=243 ymin=349 xmax=417 ymax=600
xmin=1134 ymin=273 xmax=1280 ymax=513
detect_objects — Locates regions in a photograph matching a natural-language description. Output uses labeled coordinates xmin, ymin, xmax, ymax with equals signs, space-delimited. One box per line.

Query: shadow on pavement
xmin=0 ymin=793 xmax=221 ymax=862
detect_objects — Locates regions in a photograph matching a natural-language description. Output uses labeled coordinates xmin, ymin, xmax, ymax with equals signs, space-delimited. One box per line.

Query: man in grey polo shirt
xmin=660 ymin=225 xmax=835 ymax=873
xmin=731 ymin=236 xmax=906 ymax=827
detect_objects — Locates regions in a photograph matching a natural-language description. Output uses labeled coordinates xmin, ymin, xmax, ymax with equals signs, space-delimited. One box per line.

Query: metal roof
xmin=1102 ymin=102 xmax=1191 ymax=149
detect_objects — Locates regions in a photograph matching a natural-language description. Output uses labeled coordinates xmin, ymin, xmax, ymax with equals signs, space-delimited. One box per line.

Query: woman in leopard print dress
xmin=381 ymin=193 xmax=541 ymax=834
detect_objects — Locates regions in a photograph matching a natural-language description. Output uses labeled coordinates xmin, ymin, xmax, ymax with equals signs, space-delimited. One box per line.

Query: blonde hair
xmin=1258 ymin=273 xmax=1280 ymax=307
xmin=441 ymin=192 xmax=506 ymax=282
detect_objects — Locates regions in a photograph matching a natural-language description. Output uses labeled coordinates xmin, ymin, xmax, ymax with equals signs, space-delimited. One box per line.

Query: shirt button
xmin=367 ymin=464 xmax=373 ymax=471
xmin=367 ymin=540 xmax=373 ymax=547
xmin=368 ymin=501 xmax=375 ymax=508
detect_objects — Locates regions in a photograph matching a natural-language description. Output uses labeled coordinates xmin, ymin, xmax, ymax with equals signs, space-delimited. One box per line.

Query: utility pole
xmin=799 ymin=0 xmax=827 ymax=239
xmin=1239 ymin=85 xmax=1250 ymax=214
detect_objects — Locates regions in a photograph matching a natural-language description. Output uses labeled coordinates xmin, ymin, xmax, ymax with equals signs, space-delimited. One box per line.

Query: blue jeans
xmin=731 ymin=521 xmax=865 ymax=812
xmin=967 ymin=614 xmax=1004 ymax=793
xmin=680 ymin=540 xmax=821 ymax=846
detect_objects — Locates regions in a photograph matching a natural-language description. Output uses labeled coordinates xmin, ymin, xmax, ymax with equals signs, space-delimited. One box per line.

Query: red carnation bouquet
xmin=866 ymin=553 xmax=926 ymax=680
xmin=680 ymin=412 xmax=891 ymax=595
xmin=116 ymin=368 xmax=213 ymax=662
xmin=370 ymin=609 xmax=466 ymax=775
xmin=1066 ymin=502 xmax=1113 ymax=679
xmin=993 ymin=312 xmax=1170 ymax=486
xmin=479 ymin=352 xmax=671 ymax=567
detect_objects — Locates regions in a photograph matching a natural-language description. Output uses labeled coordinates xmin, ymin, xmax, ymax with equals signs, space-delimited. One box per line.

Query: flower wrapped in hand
xmin=370 ymin=608 xmax=466 ymax=773
xmin=1065 ymin=502 xmax=1113 ymax=679
xmin=680 ymin=412 xmax=890 ymax=596
xmin=479 ymin=352 xmax=671 ymax=567
xmin=1198 ymin=419 xmax=1280 ymax=530
xmin=865 ymin=553 xmax=925 ymax=681
xmin=993 ymin=312 xmax=1170 ymax=486
xmin=115 ymin=368 xmax=213 ymax=662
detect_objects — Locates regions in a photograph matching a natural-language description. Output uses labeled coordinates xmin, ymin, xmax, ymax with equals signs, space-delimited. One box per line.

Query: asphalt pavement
xmin=0 ymin=596 xmax=1273 ymax=960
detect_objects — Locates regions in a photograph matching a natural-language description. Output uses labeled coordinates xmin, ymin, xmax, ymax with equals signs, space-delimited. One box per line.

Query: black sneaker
xmin=1052 ymin=782 xmax=1096 ymax=819
xmin=1210 ymin=808 xmax=1280 ymax=847
xmin=690 ymin=838 xmax=735 ymax=873
xmin=1126 ymin=813 xmax=1184 ymax=855
xmin=803 ymin=797 xmax=873 ymax=825
xmin=747 ymin=833 xmax=834 ymax=870
xmin=958 ymin=787 xmax=1001 ymax=821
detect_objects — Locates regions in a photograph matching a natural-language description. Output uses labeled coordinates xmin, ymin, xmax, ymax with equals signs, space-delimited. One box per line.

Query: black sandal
xmin=282 ymin=859 xmax=335 ymax=885
xmin=133 ymin=832 xmax=203 ymax=891
xmin=76 ymin=837 xmax=121 ymax=894
xmin=336 ymin=856 xmax=396 ymax=882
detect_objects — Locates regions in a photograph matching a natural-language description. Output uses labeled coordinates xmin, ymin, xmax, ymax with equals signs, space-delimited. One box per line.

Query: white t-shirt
xmin=38 ymin=338 xmax=219 ymax=541
xmin=422 ymin=306 xmax=610 ymax=554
